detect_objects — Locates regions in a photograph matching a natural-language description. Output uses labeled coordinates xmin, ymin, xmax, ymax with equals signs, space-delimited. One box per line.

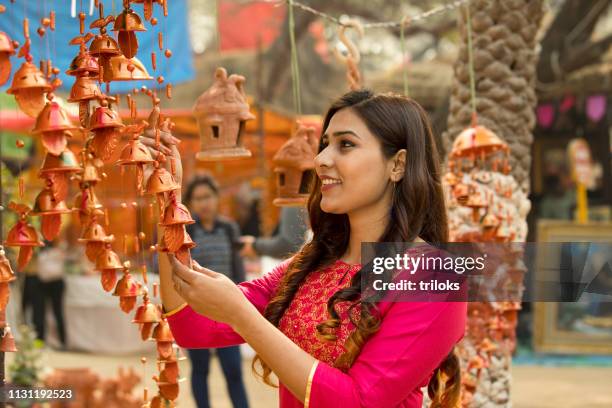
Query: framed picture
xmin=534 ymin=220 xmax=612 ymax=354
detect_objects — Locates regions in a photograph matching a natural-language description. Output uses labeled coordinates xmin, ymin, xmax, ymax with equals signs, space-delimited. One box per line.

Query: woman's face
xmin=189 ymin=184 xmax=219 ymax=222
xmin=314 ymin=108 xmax=396 ymax=215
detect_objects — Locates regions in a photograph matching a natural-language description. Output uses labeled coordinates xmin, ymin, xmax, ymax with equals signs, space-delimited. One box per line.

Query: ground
xmin=5 ymin=350 xmax=612 ymax=407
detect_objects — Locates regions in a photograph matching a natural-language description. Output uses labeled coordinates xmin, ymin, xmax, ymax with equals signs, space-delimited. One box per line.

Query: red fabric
xmin=218 ymin=1 xmax=286 ymax=51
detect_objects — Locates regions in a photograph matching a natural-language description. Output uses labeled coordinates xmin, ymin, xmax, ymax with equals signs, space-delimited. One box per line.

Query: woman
xmin=180 ymin=174 xmax=250 ymax=408
xmin=148 ymin=90 xmax=466 ymax=407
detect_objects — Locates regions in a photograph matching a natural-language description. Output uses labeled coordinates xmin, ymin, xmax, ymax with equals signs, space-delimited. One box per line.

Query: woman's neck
xmin=343 ymin=204 xmax=389 ymax=265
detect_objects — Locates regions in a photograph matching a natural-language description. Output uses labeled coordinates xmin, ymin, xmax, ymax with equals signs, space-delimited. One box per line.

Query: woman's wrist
xmin=229 ymin=297 xmax=261 ymax=334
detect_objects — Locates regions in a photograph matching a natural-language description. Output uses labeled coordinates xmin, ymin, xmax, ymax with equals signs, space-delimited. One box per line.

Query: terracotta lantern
xmin=104 ymin=54 xmax=153 ymax=82
xmin=31 ymin=188 xmax=72 ymax=241
xmin=89 ymin=98 xmax=125 ymax=162
xmin=4 ymin=202 xmax=44 ymax=270
xmin=0 ymin=31 xmax=15 ymax=86
xmin=272 ymin=124 xmax=319 ymax=206
xmin=7 ymin=61 xmax=52 ymax=117
xmin=192 ymin=67 xmax=255 ymax=161
xmin=32 ymin=99 xmax=80 ymax=156
xmin=0 ymin=248 xmax=16 ymax=310
xmin=113 ymin=7 xmax=146 ymax=59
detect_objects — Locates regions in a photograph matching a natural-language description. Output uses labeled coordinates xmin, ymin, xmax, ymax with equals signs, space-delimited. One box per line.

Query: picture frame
xmin=533 ymin=220 xmax=612 ymax=354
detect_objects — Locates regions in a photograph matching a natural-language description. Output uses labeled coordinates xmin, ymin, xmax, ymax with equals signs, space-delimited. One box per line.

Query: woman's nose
xmin=314 ymin=147 xmax=333 ymax=169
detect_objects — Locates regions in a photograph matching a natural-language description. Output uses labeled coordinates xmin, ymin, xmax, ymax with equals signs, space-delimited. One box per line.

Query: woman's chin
xmin=319 ymin=199 xmax=345 ymax=214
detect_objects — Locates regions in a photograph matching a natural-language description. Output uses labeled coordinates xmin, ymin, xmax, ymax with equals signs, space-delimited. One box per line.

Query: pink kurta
xmin=167 ymin=259 xmax=467 ymax=408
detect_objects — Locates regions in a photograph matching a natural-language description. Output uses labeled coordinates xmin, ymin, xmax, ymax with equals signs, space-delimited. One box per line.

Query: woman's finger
xmin=191 ymin=260 xmax=218 ymax=278
xmin=169 ymin=254 xmax=200 ymax=283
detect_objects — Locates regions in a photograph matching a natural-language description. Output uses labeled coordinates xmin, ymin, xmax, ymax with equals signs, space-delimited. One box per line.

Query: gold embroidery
xmin=162 ymin=302 xmax=188 ymax=318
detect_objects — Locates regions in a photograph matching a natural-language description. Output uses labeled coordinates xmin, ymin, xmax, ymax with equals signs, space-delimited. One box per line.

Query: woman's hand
xmin=139 ymin=108 xmax=184 ymax=186
xmin=168 ymin=254 xmax=250 ymax=327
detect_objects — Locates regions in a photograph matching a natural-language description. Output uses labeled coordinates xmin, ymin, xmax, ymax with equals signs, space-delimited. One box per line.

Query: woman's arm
xmin=165 ymin=258 xmax=290 ymax=348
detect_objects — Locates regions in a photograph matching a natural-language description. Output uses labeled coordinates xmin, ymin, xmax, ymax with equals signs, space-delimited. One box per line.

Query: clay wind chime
xmin=61 ymin=1 xmax=183 ymax=406
xmin=442 ymin=6 xmax=531 ymax=406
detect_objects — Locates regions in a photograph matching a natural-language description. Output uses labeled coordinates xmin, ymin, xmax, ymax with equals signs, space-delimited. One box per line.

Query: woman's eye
xmin=340 ymin=140 xmax=355 ymax=148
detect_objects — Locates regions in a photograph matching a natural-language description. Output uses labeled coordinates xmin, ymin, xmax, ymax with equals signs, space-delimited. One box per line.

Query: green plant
xmin=9 ymin=324 xmax=44 ymax=387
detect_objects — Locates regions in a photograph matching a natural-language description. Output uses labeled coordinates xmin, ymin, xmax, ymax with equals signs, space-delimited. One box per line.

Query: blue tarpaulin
xmin=0 ymin=0 xmax=195 ymax=93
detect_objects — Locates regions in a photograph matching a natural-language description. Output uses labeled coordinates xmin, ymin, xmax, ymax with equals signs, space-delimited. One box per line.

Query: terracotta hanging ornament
xmin=31 ymin=188 xmax=72 ymax=241
xmin=39 ymin=149 xmax=80 ymax=202
xmin=113 ymin=4 xmax=146 ymax=59
xmin=78 ymin=208 xmax=115 ymax=263
xmin=0 ymin=248 xmax=16 ymax=310
xmin=104 ymin=54 xmax=153 ymax=82
xmin=0 ymin=326 xmax=17 ymax=353
xmin=89 ymin=96 xmax=124 ymax=162
xmin=152 ymin=319 xmax=175 ymax=360
xmin=32 ymin=94 xmax=80 ymax=156
xmin=0 ymin=30 xmax=15 ymax=86
xmin=75 ymin=152 xmax=105 ymax=186
xmin=7 ymin=28 xmax=52 ymax=117
xmin=333 ymin=19 xmax=363 ymax=91
xmin=450 ymin=123 xmax=509 ymax=165
xmin=113 ymin=261 xmax=144 ymax=313
xmin=67 ymin=34 xmax=99 ymax=77
xmin=272 ymin=123 xmax=319 ymax=206
xmin=154 ymin=369 xmax=183 ymax=401
xmin=73 ymin=183 xmax=104 ymax=224
xmin=132 ymin=290 xmax=161 ymax=340
xmin=4 ymin=202 xmax=44 ymax=270
xmin=95 ymin=242 xmax=124 ymax=292
xmin=159 ymin=224 xmax=195 ymax=267
xmin=117 ymin=120 xmax=154 ymax=193
xmin=145 ymin=154 xmax=180 ymax=212
xmin=132 ymin=0 xmax=164 ymax=21
xmin=89 ymin=4 xmax=121 ymax=81
xmin=148 ymin=394 xmax=176 ymax=408
xmin=192 ymin=67 xmax=255 ymax=161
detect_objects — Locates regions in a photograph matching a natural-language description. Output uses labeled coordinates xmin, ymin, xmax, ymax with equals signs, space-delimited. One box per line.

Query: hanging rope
xmin=333 ymin=19 xmax=363 ymax=91
xmin=465 ymin=3 xmax=478 ymax=126
xmin=287 ymin=0 xmax=302 ymax=114
xmin=400 ymin=16 xmax=410 ymax=96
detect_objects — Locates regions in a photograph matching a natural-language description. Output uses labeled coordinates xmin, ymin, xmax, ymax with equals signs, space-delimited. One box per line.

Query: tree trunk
xmin=440 ymin=1 xmax=544 ymax=407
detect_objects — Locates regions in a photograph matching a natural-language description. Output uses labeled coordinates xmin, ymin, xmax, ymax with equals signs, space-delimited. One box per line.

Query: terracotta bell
xmin=89 ymin=99 xmax=124 ymax=162
xmin=31 ymin=188 xmax=72 ymax=241
xmin=79 ymin=215 xmax=114 ymax=263
xmin=113 ymin=7 xmax=146 ymax=59
xmin=0 ymin=31 xmax=15 ymax=86
xmin=162 ymin=225 xmax=196 ymax=254
xmin=96 ymin=246 xmax=124 ymax=271
xmin=113 ymin=263 xmax=143 ymax=313
xmin=73 ymin=186 xmax=104 ymax=216
xmin=0 ymin=250 xmax=16 ymax=284
xmin=4 ymin=203 xmax=44 ymax=270
xmin=145 ymin=165 xmax=180 ymax=195
xmin=152 ymin=319 xmax=174 ymax=343
xmin=450 ymin=125 xmax=508 ymax=159
xmin=0 ymin=327 xmax=17 ymax=353
xmin=77 ymin=154 xmax=104 ymax=184
xmin=159 ymin=201 xmax=194 ymax=227
xmin=132 ymin=0 xmax=163 ymax=21
xmin=133 ymin=293 xmax=162 ymax=340
xmin=465 ymin=193 xmax=488 ymax=223
xmin=272 ymin=124 xmax=318 ymax=206
xmin=68 ymin=76 xmax=101 ymax=103
xmin=32 ymin=100 xmax=80 ymax=156
xmin=66 ymin=51 xmax=100 ymax=77
xmin=104 ymin=54 xmax=152 ymax=82
xmin=6 ymin=61 xmax=52 ymax=117
xmin=39 ymin=150 xmax=81 ymax=175
xmin=192 ymin=67 xmax=255 ymax=161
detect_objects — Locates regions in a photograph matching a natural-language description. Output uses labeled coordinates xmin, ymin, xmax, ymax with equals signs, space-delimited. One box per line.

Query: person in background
xmin=239 ymin=207 xmax=308 ymax=260
xmin=182 ymin=174 xmax=250 ymax=408
xmin=22 ymin=240 xmax=67 ymax=348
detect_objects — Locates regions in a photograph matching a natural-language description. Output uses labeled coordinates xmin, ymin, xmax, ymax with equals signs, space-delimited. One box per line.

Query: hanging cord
xmin=287 ymin=0 xmax=302 ymax=114
xmin=465 ymin=3 xmax=477 ymax=126
xmin=333 ymin=19 xmax=363 ymax=91
xmin=400 ymin=16 xmax=410 ymax=96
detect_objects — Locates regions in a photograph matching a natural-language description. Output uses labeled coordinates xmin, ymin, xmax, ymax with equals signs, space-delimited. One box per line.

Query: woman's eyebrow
xmin=325 ymin=130 xmax=360 ymax=139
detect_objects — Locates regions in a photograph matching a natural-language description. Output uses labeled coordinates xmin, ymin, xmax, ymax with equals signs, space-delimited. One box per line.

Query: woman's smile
xmin=320 ymin=176 xmax=342 ymax=192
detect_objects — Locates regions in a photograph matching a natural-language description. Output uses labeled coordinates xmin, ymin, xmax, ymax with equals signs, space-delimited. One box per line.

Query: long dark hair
xmin=253 ymin=90 xmax=459 ymax=407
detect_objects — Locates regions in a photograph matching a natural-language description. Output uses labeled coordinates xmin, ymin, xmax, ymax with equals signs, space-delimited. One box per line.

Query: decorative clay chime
xmin=32 ymin=96 xmax=80 ymax=156
xmin=0 ymin=249 xmax=16 ymax=311
xmin=192 ymin=67 xmax=255 ymax=161
xmin=113 ymin=5 xmax=147 ymax=59
xmin=4 ymin=202 xmax=44 ymax=270
xmin=272 ymin=124 xmax=318 ymax=206
xmin=0 ymin=30 xmax=15 ymax=85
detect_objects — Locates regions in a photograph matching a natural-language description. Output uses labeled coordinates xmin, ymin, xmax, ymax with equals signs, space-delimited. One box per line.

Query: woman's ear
xmin=390 ymin=149 xmax=407 ymax=182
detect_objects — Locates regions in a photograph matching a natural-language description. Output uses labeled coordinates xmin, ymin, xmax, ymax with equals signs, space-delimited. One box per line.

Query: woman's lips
xmin=321 ymin=178 xmax=342 ymax=192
